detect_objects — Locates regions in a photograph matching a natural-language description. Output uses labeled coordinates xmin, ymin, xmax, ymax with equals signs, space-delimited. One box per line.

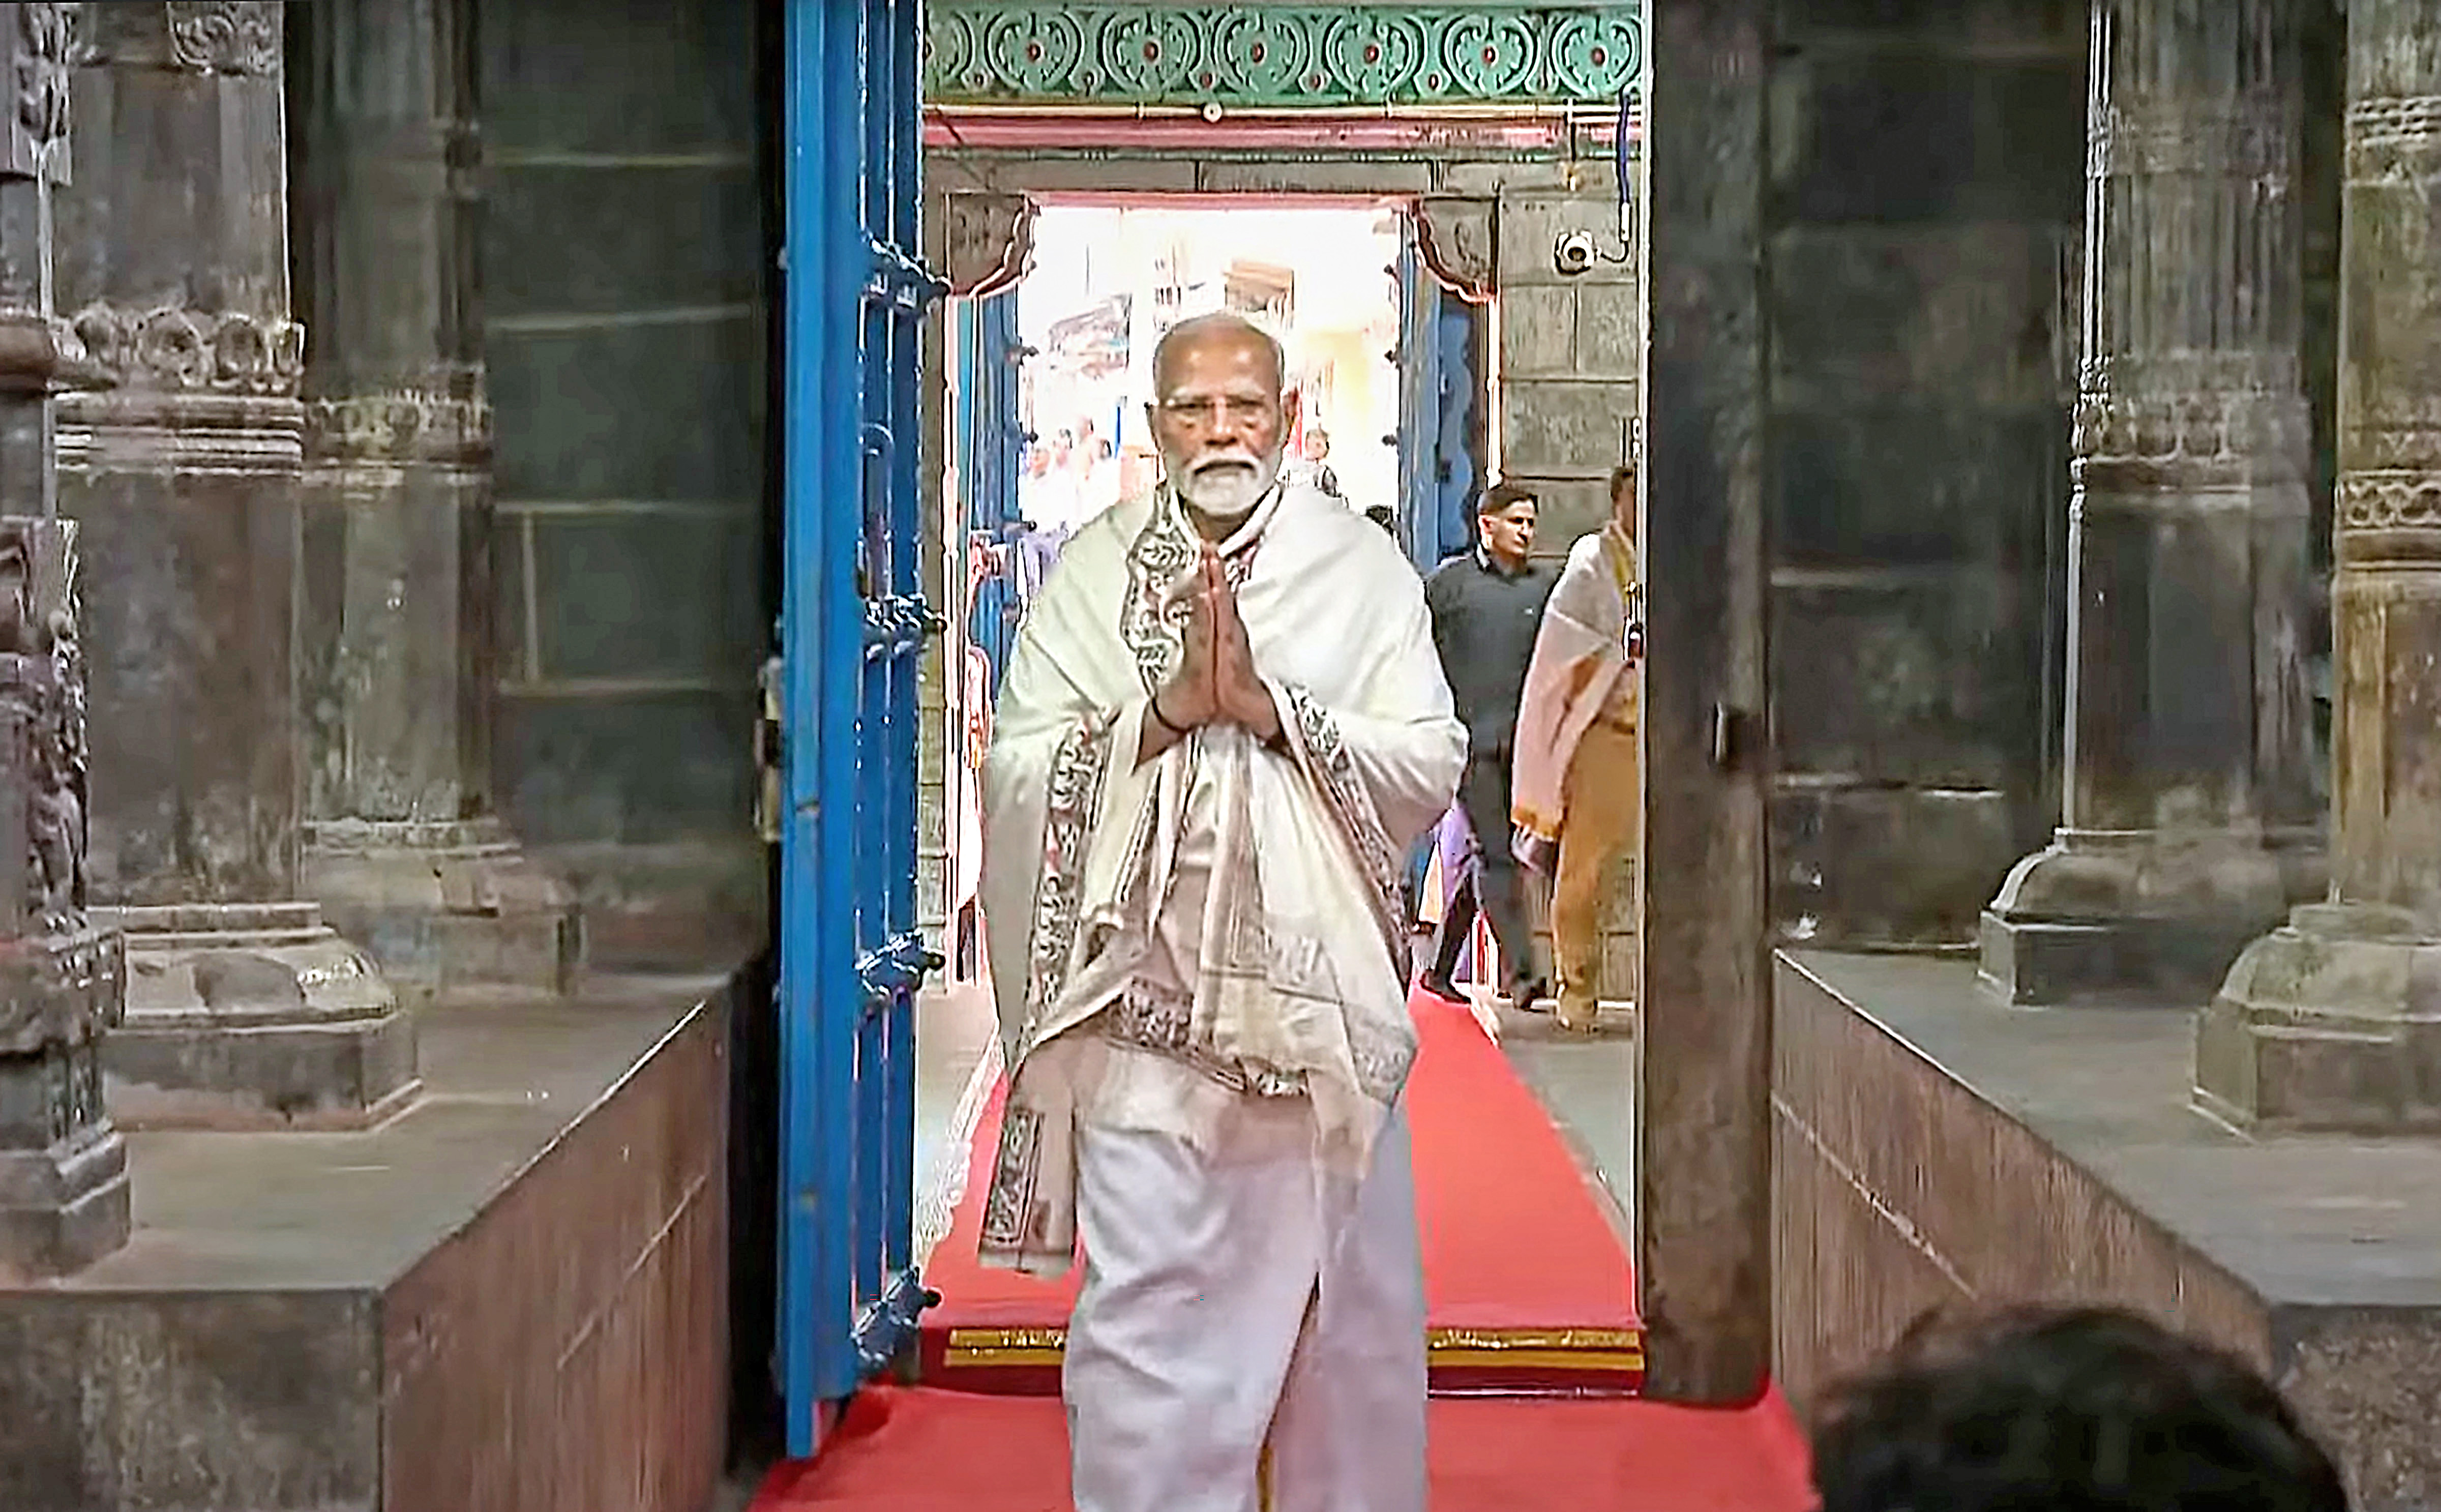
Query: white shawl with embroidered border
xmin=977 ymin=480 xmax=1465 ymax=1277
xmin=1510 ymin=522 xmax=1638 ymax=874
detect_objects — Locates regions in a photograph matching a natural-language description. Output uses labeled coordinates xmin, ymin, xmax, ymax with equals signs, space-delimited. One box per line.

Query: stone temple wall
xmin=1763 ymin=1 xmax=2087 ymax=948
xmin=1494 ymin=175 xmax=1645 ymax=990
xmin=479 ymin=0 xmax=773 ymax=967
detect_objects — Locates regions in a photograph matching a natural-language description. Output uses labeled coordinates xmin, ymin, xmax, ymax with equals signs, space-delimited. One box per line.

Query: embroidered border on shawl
xmin=1342 ymin=1003 xmax=1416 ymax=1105
xmin=1021 ymin=714 xmax=1114 ymax=1023
xmin=1120 ymin=489 xmax=1263 ymax=694
xmin=1122 ymin=495 xmax=1197 ymax=691
xmin=1099 ymin=982 xmax=1308 ymax=1099
xmin=977 ymin=1103 xmax=1043 ymax=1249
xmin=1278 ymin=683 xmax=1408 ymax=957
xmin=982 ymin=708 xmax=1117 ymax=1269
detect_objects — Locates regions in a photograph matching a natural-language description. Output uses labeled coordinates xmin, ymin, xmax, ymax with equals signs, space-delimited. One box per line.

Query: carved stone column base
xmin=1980 ymin=828 xmax=2323 ymax=1007
xmin=2196 ymin=903 xmax=2441 ymax=1135
xmin=96 ymin=902 xmax=420 ymax=1131
xmin=0 ymin=1120 xmax=129 ymax=1281
xmin=0 ymin=926 xmax=133 ymax=1279
xmin=303 ymin=818 xmax=582 ymax=1002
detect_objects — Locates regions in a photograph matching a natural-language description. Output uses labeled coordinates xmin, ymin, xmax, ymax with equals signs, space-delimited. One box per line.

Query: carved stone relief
xmin=943 ymin=192 xmax=1035 ymax=298
xmin=2332 ymin=88 xmax=2441 ymax=563
xmin=68 ymin=302 xmax=304 ymax=397
xmin=0 ymin=520 xmax=88 ymax=950
xmin=925 ymin=4 xmax=1641 ymax=109
xmin=303 ymin=391 xmax=493 ymax=464
xmin=2071 ymin=373 xmax=2312 ymax=489
xmin=9 ymin=3 xmax=84 ymax=184
xmin=164 ymin=1 xmax=277 ymax=76
xmin=1414 ymin=196 xmax=1494 ymax=302
xmin=2344 ymin=92 xmax=2441 ymax=181
xmin=2336 ymin=471 xmax=2441 ymax=535
xmin=0 ymin=519 xmax=85 ymax=931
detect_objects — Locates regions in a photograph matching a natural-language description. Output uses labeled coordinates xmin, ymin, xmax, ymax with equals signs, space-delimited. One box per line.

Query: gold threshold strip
xmin=942 ymin=1326 xmax=1645 ymax=1373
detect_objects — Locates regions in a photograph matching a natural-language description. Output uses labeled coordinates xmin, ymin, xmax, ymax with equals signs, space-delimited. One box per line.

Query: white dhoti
xmin=1067 ymin=1078 xmax=1427 ymax=1512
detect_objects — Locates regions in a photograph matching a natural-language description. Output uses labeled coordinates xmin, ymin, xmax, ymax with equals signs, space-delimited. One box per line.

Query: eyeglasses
xmin=1155 ymin=396 xmax=1275 ymax=430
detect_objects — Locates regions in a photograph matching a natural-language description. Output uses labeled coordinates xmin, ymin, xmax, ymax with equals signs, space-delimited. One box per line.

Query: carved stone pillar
xmin=0 ymin=518 xmax=128 ymax=1276
xmin=56 ymin=2 xmax=415 ymax=1128
xmin=0 ymin=6 xmax=126 ymax=1277
xmin=1981 ymin=0 xmax=2321 ymax=1006
xmin=2197 ymin=0 xmax=2441 ymax=1131
xmin=288 ymin=0 xmax=578 ymax=1002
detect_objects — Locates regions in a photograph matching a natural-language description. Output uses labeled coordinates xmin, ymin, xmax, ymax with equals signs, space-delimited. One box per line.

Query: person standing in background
xmin=1076 ymin=435 xmax=1122 ymax=521
xmin=1511 ymin=463 xmax=1641 ymax=1033
xmin=1419 ymin=481 xmax=1561 ymax=1009
xmin=1020 ymin=441 xmax=1081 ymax=536
xmin=1294 ymin=426 xmax=1343 ymax=499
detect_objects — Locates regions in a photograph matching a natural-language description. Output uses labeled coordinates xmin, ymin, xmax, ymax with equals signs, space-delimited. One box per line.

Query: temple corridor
xmin=2 ymin=2 xmax=2439 ymax=1510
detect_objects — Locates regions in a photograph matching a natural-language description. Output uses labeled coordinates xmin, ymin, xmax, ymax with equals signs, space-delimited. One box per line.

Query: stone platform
xmin=1774 ymin=951 xmax=2441 ymax=1512
xmin=0 ymin=970 xmax=742 ymax=1512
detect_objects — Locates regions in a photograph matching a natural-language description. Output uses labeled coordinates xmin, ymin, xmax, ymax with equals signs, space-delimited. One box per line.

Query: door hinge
xmin=755 ymin=655 xmax=784 ymax=842
xmin=857 ymin=930 xmax=944 ymax=1009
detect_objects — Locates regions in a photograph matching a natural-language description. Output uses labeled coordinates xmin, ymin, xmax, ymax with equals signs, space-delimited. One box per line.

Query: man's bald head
xmin=1152 ymin=312 xmax=1286 ymax=398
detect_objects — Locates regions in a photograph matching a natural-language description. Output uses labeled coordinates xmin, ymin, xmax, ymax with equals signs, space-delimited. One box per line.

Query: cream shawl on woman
xmin=1510 ymin=522 xmax=1638 ymax=874
xmin=977 ymin=480 xmax=1465 ymax=1277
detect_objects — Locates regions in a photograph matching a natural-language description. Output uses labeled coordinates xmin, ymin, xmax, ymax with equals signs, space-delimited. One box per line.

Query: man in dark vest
xmin=1420 ymin=480 xmax=1562 ymax=1007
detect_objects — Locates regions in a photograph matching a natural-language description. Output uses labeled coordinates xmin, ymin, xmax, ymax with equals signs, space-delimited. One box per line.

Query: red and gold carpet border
xmin=931 ymin=1324 xmax=1647 ymax=1392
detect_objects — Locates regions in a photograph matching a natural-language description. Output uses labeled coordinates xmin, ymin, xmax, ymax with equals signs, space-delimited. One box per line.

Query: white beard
xmin=1173 ymin=451 xmax=1282 ymax=521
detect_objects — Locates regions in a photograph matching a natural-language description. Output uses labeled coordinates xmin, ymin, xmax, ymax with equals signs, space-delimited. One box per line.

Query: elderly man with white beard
xmin=978 ymin=311 xmax=1466 ymax=1512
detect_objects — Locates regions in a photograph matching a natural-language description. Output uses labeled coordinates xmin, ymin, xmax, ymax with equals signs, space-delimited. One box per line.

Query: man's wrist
xmin=1238 ymin=685 xmax=1286 ymax=745
xmin=1149 ymin=691 xmax=1192 ymax=736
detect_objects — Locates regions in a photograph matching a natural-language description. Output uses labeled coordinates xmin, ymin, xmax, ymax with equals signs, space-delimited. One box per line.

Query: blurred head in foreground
xmin=1811 ymin=1305 xmax=2348 ymax=1512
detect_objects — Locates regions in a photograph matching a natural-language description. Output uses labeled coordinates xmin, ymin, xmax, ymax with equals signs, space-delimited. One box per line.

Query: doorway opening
xmin=914 ymin=194 xmax=1638 ymax=1312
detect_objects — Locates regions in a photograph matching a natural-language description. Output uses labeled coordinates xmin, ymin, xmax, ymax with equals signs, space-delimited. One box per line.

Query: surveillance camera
xmin=1554 ymin=230 xmax=1596 ymax=276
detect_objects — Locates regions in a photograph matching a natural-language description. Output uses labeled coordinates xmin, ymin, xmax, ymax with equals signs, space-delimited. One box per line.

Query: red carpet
xmin=919 ymin=992 xmax=1643 ymax=1394
xmin=751 ymin=1385 xmax=1817 ymax=1511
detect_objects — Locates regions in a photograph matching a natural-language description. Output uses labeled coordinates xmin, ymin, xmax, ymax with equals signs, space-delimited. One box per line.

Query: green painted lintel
xmin=925 ymin=5 xmax=1645 ymax=110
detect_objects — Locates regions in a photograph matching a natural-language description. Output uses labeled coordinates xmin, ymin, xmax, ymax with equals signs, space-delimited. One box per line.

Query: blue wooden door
xmin=959 ymin=289 xmax=1027 ymax=685
xmin=1395 ymin=216 xmax=1485 ymax=573
xmin=778 ymin=0 xmax=943 ymax=1457
xmin=1393 ymin=221 xmax=1443 ymax=573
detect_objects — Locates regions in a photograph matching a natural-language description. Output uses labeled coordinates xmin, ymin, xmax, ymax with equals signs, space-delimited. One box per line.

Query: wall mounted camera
xmin=1554 ymin=230 xmax=1597 ymax=276
xmin=1554 ymin=219 xmax=1633 ymax=278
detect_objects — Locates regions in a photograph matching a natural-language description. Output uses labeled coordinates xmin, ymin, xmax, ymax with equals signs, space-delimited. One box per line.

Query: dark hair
xmin=1813 ymin=1306 xmax=2348 ymax=1512
xmin=1479 ymin=481 xmax=1537 ymax=517
xmin=1609 ymin=463 xmax=1636 ymax=500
